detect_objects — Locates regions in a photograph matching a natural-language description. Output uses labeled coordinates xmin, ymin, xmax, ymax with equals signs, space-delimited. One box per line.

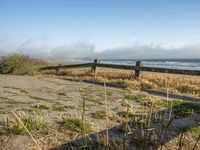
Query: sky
xmin=0 ymin=0 xmax=200 ymax=60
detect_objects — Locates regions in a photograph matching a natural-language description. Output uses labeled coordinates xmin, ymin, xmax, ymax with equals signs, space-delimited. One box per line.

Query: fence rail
xmin=40 ymin=59 xmax=200 ymax=79
xmin=40 ymin=63 xmax=93 ymax=70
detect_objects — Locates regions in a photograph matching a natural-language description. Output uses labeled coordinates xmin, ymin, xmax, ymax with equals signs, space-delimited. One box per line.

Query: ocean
xmin=99 ymin=59 xmax=200 ymax=70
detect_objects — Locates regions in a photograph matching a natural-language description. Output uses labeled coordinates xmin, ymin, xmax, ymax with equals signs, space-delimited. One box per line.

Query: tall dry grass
xmin=41 ymin=67 xmax=200 ymax=97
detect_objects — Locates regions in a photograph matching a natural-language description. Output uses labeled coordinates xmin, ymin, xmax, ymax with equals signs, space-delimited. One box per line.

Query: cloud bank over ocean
xmin=0 ymin=38 xmax=200 ymax=60
xmin=97 ymin=44 xmax=200 ymax=59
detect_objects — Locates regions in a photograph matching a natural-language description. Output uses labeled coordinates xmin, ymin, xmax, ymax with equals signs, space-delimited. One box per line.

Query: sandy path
xmin=0 ymin=75 xmax=136 ymax=149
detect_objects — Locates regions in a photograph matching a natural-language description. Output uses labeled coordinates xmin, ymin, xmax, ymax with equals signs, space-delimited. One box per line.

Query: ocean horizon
xmin=77 ymin=58 xmax=200 ymax=70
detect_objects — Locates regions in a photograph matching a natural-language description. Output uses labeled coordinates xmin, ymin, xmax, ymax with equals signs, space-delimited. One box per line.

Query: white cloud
xmin=95 ymin=43 xmax=200 ymax=59
xmin=0 ymin=38 xmax=95 ymax=60
xmin=0 ymin=38 xmax=200 ymax=60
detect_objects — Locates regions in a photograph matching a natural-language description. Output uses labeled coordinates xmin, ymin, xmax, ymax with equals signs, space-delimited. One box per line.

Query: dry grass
xmin=41 ymin=67 xmax=200 ymax=98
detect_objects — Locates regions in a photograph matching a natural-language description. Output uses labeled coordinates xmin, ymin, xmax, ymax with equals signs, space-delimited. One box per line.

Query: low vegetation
xmin=1 ymin=54 xmax=200 ymax=97
xmin=59 ymin=116 xmax=91 ymax=134
xmin=0 ymin=112 xmax=49 ymax=136
xmin=189 ymin=126 xmax=200 ymax=138
xmin=125 ymin=93 xmax=147 ymax=101
xmin=41 ymin=67 xmax=200 ymax=98
xmin=91 ymin=110 xmax=107 ymax=119
xmin=53 ymin=105 xmax=75 ymax=111
xmin=173 ymin=101 xmax=200 ymax=116
xmin=0 ymin=54 xmax=47 ymax=75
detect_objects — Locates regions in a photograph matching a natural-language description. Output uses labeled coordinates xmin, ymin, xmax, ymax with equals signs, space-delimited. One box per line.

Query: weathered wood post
xmin=91 ymin=59 xmax=100 ymax=77
xmin=56 ymin=64 xmax=62 ymax=74
xmin=135 ymin=61 xmax=143 ymax=80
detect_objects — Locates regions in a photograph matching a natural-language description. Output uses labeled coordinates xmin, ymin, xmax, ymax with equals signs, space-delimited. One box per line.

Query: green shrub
xmin=0 ymin=54 xmax=47 ymax=75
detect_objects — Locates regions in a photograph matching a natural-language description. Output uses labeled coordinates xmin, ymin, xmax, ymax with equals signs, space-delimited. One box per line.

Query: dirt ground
xmin=0 ymin=74 xmax=134 ymax=120
xmin=0 ymin=75 xmax=136 ymax=149
xmin=0 ymin=75 xmax=199 ymax=150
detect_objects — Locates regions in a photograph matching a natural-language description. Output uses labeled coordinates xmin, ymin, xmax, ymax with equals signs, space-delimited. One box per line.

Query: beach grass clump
xmin=53 ymin=105 xmax=75 ymax=111
xmin=117 ymin=111 xmax=134 ymax=118
xmin=124 ymin=94 xmax=168 ymax=109
xmin=0 ymin=110 xmax=9 ymax=114
xmin=189 ymin=126 xmax=200 ymax=138
xmin=173 ymin=101 xmax=200 ymax=116
xmin=0 ymin=54 xmax=48 ymax=75
xmin=59 ymin=116 xmax=91 ymax=134
xmin=0 ymin=113 xmax=49 ymax=136
xmin=91 ymin=110 xmax=107 ymax=119
xmin=125 ymin=94 xmax=147 ymax=101
xmin=170 ymin=100 xmax=185 ymax=107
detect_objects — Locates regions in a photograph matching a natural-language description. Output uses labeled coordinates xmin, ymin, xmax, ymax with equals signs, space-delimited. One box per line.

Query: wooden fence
xmin=40 ymin=59 xmax=200 ymax=79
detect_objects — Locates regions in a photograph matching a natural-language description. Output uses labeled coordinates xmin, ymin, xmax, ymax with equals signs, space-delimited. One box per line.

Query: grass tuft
xmin=53 ymin=105 xmax=75 ymax=111
xmin=91 ymin=110 xmax=107 ymax=119
xmin=173 ymin=101 xmax=200 ymax=116
xmin=189 ymin=126 xmax=200 ymax=138
xmin=125 ymin=94 xmax=147 ymax=100
xmin=0 ymin=113 xmax=49 ymax=136
xmin=60 ymin=116 xmax=91 ymax=134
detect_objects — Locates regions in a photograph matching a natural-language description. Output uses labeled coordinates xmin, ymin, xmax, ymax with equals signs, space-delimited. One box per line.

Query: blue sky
xmin=0 ymin=0 xmax=200 ymax=59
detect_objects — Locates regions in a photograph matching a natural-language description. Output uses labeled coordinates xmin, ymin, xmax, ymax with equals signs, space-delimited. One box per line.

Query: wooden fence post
xmin=135 ymin=61 xmax=143 ymax=80
xmin=91 ymin=59 xmax=100 ymax=77
xmin=56 ymin=64 xmax=62 ymax=74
